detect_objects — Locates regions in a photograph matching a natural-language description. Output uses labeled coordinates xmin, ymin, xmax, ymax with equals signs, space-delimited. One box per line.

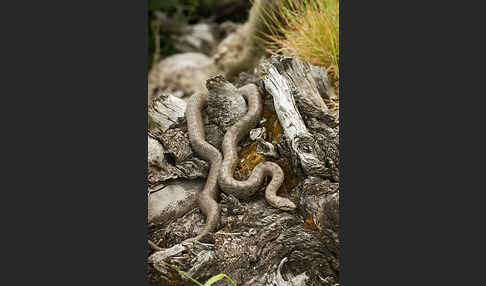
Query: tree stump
xmin=148 ymin=56 xmax=340 ymax=286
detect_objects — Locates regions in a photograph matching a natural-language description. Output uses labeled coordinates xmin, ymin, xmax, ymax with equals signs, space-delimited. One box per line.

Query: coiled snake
xmin=185 ymin=83 xmax=296 ymax=242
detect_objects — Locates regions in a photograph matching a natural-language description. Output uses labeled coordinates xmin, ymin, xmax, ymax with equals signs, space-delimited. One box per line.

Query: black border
xmin=4 ymin=0 xmax=480 ymax=284
xmin=4 ymin=1 xmax=148 ymax=284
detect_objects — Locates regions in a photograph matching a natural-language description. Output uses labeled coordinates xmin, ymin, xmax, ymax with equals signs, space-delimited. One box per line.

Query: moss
xmin=263 ymin=109 xmax=283 ymax=143
xmin=235 ymin=142 xmax=263 ymax=180
xmin=304 ymin=217 xmax=319 ymax=232
xmin=234 ymin=109 xmax=281 ymax=179
xmin=233 ymin=109 xmax=302 ymax=200
xmin=263 ymin=110 xmax=302 ymax=196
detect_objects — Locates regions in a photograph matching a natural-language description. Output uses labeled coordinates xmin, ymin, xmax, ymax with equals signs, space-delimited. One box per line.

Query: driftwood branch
xmin=259 ymin=56 xmax=329 ymax=178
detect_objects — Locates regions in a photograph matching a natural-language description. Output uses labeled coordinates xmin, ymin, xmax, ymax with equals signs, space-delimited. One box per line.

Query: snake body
xmin=218 ymin=84 xmax=296 ymax=211
xmin=185 ymin=84 xmax=296 ymax=242
xmin=185 ymin=92 xmax=222 ymax=242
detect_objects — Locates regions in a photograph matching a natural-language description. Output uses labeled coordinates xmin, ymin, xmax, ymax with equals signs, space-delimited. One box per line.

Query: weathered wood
xmin=148 ymin=196 xmax=338 ymax=286
xmin=206 ymin=75 xmax=248 ymax=132
xmin=148 ymin=56 xmax=340 ymax=286
xmin=257 ymin=257 xmax=310 ymax=286
xmin=309 ymin=64 xmax=337 ymax=102
xmin=296 ymin=177 xmax=340 ymax=256
xmin=148 ymin=179 xmax=203 ymax=227
xmin=259 ymin=56 xmax=329 ymax=178
xmin=148 ymin=91 xmax=186 ymax=133
xmin=307 ymin=119 xmax=340 ymax=182
xmin=148 ymin=135 xmax=188 ymax=185
xmin=147 ymin=92 xmax=209 ymax=187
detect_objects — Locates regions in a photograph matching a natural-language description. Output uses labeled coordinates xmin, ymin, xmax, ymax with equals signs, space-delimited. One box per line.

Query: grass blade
xmin=204 ymin=273 xmax=237 ymax=286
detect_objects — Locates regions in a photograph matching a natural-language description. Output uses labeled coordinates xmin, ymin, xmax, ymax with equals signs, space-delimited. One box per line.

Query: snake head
xmin=276 ymin=199 xmax=297 ymax=211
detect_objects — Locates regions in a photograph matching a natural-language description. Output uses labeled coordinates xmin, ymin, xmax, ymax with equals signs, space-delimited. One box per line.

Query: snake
xmin=185 ymin=92 xmax=223 ymax=242
xmin=185 ymin=83 xmax=296 ymax=242
xmin=218 ymin=84 xmax=296 ymax=211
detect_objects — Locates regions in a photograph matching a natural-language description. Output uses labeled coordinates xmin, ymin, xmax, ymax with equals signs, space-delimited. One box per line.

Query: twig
xmin=148 ymin=239 xmax=166 ymax=252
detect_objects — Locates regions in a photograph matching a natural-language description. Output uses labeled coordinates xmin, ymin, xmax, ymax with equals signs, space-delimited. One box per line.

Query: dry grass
xmin=259 ymin=0 xmax=339 ymax=86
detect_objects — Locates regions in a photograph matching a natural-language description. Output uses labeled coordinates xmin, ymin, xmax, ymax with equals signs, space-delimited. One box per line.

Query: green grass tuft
xmin=163 ymin=261 xmax=237 ymax=286
xmin=259 ymin=0 xmax=339 ymax=84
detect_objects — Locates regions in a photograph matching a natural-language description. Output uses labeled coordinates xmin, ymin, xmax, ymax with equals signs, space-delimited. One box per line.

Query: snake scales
xmin=185 ymin=83 xmax=296 ymax=242
xmin=185 ymin=91 xmax=223 ymax=242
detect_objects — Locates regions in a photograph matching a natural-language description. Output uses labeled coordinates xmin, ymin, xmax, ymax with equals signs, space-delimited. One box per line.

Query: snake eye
xmin=278 ymin=201 xmax=297 ymax=211
xmin=279 ymin=203 xmax=296 ymax=211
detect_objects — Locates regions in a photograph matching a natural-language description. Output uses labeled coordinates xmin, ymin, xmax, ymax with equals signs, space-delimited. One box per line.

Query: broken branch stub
xmin=260 ymin=56 xmax=327 ymax=177
xmin=206 ymin=75 xmax=248 ymax=132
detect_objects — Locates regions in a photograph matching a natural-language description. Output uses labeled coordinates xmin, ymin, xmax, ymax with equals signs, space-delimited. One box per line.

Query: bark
xmin=309 ymin=64 xmax=337 ymax=102
xmin=258 ymin=56 xmax=339 ymax=180
xmin=148 ymin=179 xmax=203 ymax=228
xmin=148 ymin=92 xmax=215 ymax=188
xmin=206 ymin=75 xmax=248 ymax=132
xmin=149 ymin=193 xmax=338 ymax=286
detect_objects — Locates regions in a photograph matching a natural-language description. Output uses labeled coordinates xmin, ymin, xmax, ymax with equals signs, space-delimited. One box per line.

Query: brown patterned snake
xmin=185 ymin=83 xmax=296 ymax=242
xmin=218 ymin=84 xmax=296 ymax=211
xmin=185 ymin=91 xmax=223 ymax=242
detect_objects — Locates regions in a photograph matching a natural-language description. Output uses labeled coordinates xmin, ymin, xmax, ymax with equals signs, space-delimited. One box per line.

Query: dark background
xmin=1 ymin=0 xmax=484 ymax=285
